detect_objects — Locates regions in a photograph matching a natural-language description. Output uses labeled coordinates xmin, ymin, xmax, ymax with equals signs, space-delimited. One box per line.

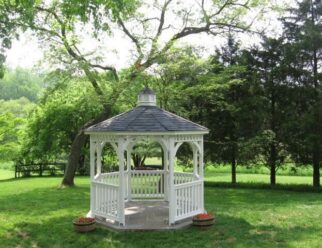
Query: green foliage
xmin=20 ymin=78 xmax=103 ymax=162
xmin=131 ymin=140 xmax=162 ymax=168
xmin=0 ymin=112 xmax=24 ymax=161
xmin=0 ymin=97 xmax=35 ymax=117
xmin=0 ymin=97 xmax=34 ymax=162
xmin=0 ymin=68 xmax=45 ymax=101
xmin=0 ymin=1 xmax=17 ymax=78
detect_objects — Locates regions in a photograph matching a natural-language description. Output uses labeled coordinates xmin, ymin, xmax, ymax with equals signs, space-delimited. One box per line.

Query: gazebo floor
xmin=95 ymin=201 xmax=192 ymax=231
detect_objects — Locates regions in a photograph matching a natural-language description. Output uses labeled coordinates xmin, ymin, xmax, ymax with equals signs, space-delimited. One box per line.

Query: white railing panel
xmin=96 ymin=172 xmax=120 ymax=185
xmin=92 ymin=181 xmax=119 ymax=222
xmin=174 ymin=180 xmax=203 ymax=221
xmin=174 ymin=172 xmax=194 ymax=184
xmin=131 ymin=170 xmax=165 ymax=199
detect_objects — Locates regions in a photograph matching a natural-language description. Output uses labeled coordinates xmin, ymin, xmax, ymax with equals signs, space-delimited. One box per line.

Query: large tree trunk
xmin=313 ymin=147 xmax=320 ymax=187
xmin=61 ymin=131 xmax=87 ymax=186
xmin=269 ymin=143 xmax=277 ymax=185
xmin=231 ymin=157 xmax=236 ymax=184
xmin=61 ymin=109 xmax=112 ymax=187
xmin=132 ymin=154 xmax=146 ymax=168
xmin=269 ymin=81 xmax=277 ymax=186
xmin=231 ymin=143 xmax=237 ymax=184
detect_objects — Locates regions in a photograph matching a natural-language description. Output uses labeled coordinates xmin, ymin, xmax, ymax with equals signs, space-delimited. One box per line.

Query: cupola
xmin=137 ymin=86 xmax=156 ymax=106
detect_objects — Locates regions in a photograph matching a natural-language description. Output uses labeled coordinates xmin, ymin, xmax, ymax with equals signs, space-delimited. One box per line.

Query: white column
xmin=193 ymin=146 xmax=198 ymax=179
xmin=199 ymin=139 xmax=204 ymax=179
xmin=199 ymin=138 xmax=204 ymax=212
xmin=89 ymin=138 xmax=96 ymax=217
xmin=96 ymin=143 xmax=103 ymax=176
xmin=163 ymin=146 xmax=168 ymax=201
xmin=117 ymin=139 xmax=125 ymax=226
xmin=168 ymin=138 xmax=175 ymax=225
xmin=126 ymin=147 xmax=132 ymax=201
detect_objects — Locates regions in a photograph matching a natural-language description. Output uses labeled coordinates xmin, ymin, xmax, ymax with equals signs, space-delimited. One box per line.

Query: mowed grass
xmin=204 ymin=171 xmax=320 ymax=185
xmin=1 ymin=177 xmax=322 ymax=247
xmin=0 ymin=169 xmax=14 ymax=180
xmin=1 ymin=168 xmax=319 ymax=185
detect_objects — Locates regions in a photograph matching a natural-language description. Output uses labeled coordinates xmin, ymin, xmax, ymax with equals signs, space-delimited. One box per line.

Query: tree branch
xmin=147 ymin=0 xmax=173 ymax=62
xmin=35 ymin=5 xmax=119 ymax=95
xmin=117 ymin=18 xmax=144 ymax=64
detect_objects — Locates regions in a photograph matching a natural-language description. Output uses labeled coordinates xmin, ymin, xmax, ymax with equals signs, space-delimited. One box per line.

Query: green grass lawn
xmin=0 ymin=169 xmax=14 ymax=180
xmin=204 ymin=171 xmax=320 ymax=185
xmin=1 ymin=177 xmax=322 ymax=248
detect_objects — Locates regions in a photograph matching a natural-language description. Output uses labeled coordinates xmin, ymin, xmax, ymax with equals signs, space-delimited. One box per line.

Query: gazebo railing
xmin=174 ymin=172 xmax=194 ymax=184
xmin=174 ymin=179 xmax=203 ymax=222
xmin=96 ymin=172 xmax=119 ymax=185
xmin=95 ymin=172 xmax=130 ymax=199
xmin=130 ymin=170 xmax=165 ymax=199
xmin=92 ymin=170 xmax=202 ymax=223
xmin=92 ymin=181 xmax=119 ymax=222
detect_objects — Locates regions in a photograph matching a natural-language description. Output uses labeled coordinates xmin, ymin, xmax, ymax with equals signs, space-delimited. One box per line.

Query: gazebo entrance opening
xmin=86 ymin=87 xmax=208 ymax=229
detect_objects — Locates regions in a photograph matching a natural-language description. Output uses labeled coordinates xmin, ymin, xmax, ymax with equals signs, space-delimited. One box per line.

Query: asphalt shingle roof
xmin=86 ymin=106 xmax=208 ymax=133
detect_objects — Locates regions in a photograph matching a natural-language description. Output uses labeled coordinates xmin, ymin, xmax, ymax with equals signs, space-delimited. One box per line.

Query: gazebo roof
xmin=86 ymin=105 xmax=208 ymax=133
xmin=86 ymin=87 xmax=208 ymax=134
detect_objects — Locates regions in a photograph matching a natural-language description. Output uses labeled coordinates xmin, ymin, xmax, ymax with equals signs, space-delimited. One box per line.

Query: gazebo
xmin=85 ymin=87 xmax=208 ymax=229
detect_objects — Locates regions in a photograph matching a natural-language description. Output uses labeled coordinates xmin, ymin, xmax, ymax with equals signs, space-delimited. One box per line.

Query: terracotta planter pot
xmin=192 ymin=216 xmax=214 ymax=226
xmin=73 ymin=219 xmax=96 ymax=233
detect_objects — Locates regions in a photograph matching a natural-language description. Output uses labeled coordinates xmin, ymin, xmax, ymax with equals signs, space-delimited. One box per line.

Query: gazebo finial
xmin=137 ymin=86 xmax=156 ymax=106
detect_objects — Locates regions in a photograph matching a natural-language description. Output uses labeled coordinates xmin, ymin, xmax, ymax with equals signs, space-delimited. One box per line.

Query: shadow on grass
xmin=205 ymin=181 xmax=322 ymax=193
xmin=0 ymin=175 xmax=90 ymax=183
xmin=2 ymin=213 xmax=320 ymax=248
xmin=1 ymin=180 xmax=322 ymax=247
xmin=0 ymin=185 xmax=90 ymax=218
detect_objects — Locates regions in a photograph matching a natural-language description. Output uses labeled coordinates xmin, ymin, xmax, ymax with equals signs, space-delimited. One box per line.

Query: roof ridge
xmin=124 ymin=106 xmax=147 ymax=129
xmin=150 ymin=108 xmax=169 ymax=131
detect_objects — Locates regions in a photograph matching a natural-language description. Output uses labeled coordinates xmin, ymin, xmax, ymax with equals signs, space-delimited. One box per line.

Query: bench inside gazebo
xmin=85 ymin=87 xmax=208 ymax=230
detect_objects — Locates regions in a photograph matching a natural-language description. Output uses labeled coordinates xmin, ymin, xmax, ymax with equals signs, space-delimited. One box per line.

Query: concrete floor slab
xmin=96 ymin=201 xmax=192 ymax=231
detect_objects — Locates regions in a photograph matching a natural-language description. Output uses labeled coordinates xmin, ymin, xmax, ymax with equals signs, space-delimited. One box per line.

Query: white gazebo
xmin=85 ymin=87 xmax=208 ymax=229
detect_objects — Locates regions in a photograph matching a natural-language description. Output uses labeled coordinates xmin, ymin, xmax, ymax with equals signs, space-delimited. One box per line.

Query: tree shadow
xmin=1 ymin=214 xmax=321 ymax=248
xmin=205 ymin=186 xmax=322 ymax=212
xmin=0 ymin=184 xmax=89 ymax=218
xmin=1 ymin=183 xmax=322 ymax=247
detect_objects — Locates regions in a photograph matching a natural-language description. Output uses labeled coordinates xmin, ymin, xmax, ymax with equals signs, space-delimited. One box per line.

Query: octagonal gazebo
xmin=85 ymin=87 xmax=208 ymax=229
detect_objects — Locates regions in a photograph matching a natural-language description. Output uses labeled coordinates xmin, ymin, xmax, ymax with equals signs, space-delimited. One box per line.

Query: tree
xmin=20 ymin=76 xmax=103 ymax=164
xmin=5 ymin=0 xmax=270 ymax=186
xmin=131 ymin=140 xmax=162 ymax=168
xmin=244 ymin=38 xmax=291 ymax=185
xmin=196 ymin=35 xmax=264 ymax=184
xmin=0 ymin=97 xmax=34 ymax=161
xmin=0 ymin=112 xmax=24 ymax=161
xmin=152 ymin=42 xmax=263 ymax=183
xmin=0 ymin=67 xmax=44 ymax=101
xmin=0 ymin=1 xmax=19 ymax=77
xmin=282 ymin=0 xmax=322 ymax=187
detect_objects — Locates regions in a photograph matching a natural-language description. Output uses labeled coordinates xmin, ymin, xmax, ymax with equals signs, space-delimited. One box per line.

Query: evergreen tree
xmin=245 ymin=38 xmax=291 ymax=185
xmin=282 ymin=0 xmax=322 ymax=187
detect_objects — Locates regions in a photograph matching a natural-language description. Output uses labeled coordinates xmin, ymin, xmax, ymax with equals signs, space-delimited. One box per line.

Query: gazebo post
xmin=96 ymin=142 xmax=103 ymax=176
xmin=192 ymin=146 xmax=198 ymax=179
xmin=126 ymin=146 xmax=132 ymax=201
xmin=117 ymin=140 xmax=125 ymax=226
xmin=162 ymin=144 xmax=169 ymax=201
xmin=89 ymin=138 xmax=96 ymax=217
xmin=168 ymin=138 xmax=175 ymax=225
xmin=199 ymin=139 xmax=205 ymax=212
